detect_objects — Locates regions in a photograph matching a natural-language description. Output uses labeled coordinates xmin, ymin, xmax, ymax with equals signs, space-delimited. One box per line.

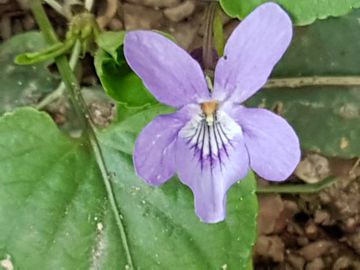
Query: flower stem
xmin=256 ymin=176 xmax=336 ymax=194
xmin=202 ymin=1 xmax=217 ymax=77
xmin=30 ymin=1 xmax=135 ymax=268
xmin=213 ymin=7 xmax=224 ymax=57
xmin=265 ymin=76 xmax=360 ymax=88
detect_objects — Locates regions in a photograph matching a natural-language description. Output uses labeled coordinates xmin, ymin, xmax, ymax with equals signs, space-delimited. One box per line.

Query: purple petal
xmin=124 ymin=31 xmax=210 ymax=108
xmin=213 ymin=3 xmax=293 ymax=102
xmin=176 ymin=126 xmax=249 ymax=223
xmin=134 ymin=112 xmax=186 ymax=185
xmin=231 ymin=106 xmax=300 ymax=181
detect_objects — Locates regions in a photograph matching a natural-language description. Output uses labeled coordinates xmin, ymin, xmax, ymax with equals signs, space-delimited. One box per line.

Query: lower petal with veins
xmin=176 ymin=110 xmax=249 ymax=223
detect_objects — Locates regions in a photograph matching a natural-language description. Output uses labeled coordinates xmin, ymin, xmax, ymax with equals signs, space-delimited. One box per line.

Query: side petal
xmin=176 ymin=112 xmax=249 ymax=223
xmin=233 ymin=107 xmax=300 ymax=181
xmin=124 ymin=31 xmax=210 ymax=108
xmin=214 ymin=3 xmax=293 ymax=103
xmin=134 ymin=113 xmax=185 ymax=185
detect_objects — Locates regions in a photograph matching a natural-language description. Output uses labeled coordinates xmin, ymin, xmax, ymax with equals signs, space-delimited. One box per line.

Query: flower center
xmin=200 ymin=100 xmax=218 ymax=126
xmin=179 ymin=107 xmax=242 ymax=171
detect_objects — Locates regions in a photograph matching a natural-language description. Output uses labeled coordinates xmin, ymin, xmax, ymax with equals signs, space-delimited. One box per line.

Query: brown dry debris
xmin=256 ymin=153 xmax=360 ymax=269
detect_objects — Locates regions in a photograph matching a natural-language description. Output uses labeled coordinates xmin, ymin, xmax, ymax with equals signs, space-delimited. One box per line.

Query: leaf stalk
xmin=256 ymin=176 xmax=336 ymax=193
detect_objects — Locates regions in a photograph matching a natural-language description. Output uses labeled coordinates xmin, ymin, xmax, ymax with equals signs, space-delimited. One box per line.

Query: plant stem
xmin=256 ymin=176 xmax=336 ymax=194
xmin=30 ymin=1 xmax=134 ymax=269
xmin=202 ymin=2 xmax=217 ymax=77
xmin=265 ymin=76 xmax=360 ymax=88
xmin=213 ymin=6 xmax=224 ymax=57
xmin=36 ymin=40 xmax=81 ymax=110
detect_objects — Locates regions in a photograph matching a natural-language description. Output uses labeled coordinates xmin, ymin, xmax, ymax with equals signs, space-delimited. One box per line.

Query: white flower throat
xmin=179 ymin=101 xmax=242 ymax=170
xmin=201 ymin=100 xmax=218 ymax=126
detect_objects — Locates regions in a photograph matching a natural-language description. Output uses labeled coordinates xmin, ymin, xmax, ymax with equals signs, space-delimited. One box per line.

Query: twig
xmin=265 ymin=76 xmax=360 ymax=89
xmin=30 ymin=1 xmax=135 ymax=268
xmin=349 ymin=158 xmax=360 ymax=178
xmin=256 ymin=176 xmax=336 ymax=193
xmin=84 ymin=0 xmax=95 ymax=11
xmin=96 ymin=0 xmax=118 ymax=29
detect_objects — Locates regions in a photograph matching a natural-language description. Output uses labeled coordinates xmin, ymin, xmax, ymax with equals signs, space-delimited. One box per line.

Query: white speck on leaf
xmin=340 ymin=136 xmax=349 ymax=149
xmin=97 ymin=222 xmax=104 ymax=231
xmin=90 ymin=220 xmax=107 ymax=270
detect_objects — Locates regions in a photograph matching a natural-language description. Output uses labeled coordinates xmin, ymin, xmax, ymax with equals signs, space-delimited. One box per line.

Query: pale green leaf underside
xmin=0 ymin=107 xmax=257 ymax=269
xmin=220 ymin=0 xmax=360 ymax=25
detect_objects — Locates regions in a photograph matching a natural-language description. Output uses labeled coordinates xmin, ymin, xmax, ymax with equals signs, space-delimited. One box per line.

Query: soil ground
xmin=1 ymin=0 xmax=360 ymax=269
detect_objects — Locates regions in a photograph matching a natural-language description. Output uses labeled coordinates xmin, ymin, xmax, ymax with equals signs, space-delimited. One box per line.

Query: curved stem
xmin=256 ymin=176 xmax=336 ymax=194
xmin=96 ymin=0 xmax=118 ymax=29
xmin=30 ymin=1 xmax=135 ymax=268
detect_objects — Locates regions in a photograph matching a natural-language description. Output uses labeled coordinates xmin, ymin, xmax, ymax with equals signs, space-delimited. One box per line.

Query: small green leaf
xmin=247 ymin=9 xmax=360 ymax=158
xmin=96 ymin=31 xmax=125 ymax=62
xmin=94 ymin=46 xmax=157 ymax=106
xmin=0 ymin=32 xmax=58 ymax=113
xmin=94 ymin=30 xmax=177 ymax=108
xmin=220 ymin=0 xmax=360 ymax=25
xmin=95 ymin=47 xmax=157 ymax=107
xmin=0 ymin=107 xmax=258 ymax=269
xmin=94 ymin=31 xmax=157 ymax=107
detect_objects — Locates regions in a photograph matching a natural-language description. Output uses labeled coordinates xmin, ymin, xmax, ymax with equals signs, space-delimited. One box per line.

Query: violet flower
xmin=124 ymin=3 xmax=300 ymax=223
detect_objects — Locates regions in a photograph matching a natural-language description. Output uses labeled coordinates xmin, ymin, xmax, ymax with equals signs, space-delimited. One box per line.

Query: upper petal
xmin=134 ymin=111 xmax=186 ymax=185
xmin=213 ymin=3 xmax=293 ymax=103
xmin=176 ymin=110 xmax=249 ymax=223
xmin=232 ymin=106 xmax=300 ymax=181
xmin=124 ymin=31 xmax=210 ymax=108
